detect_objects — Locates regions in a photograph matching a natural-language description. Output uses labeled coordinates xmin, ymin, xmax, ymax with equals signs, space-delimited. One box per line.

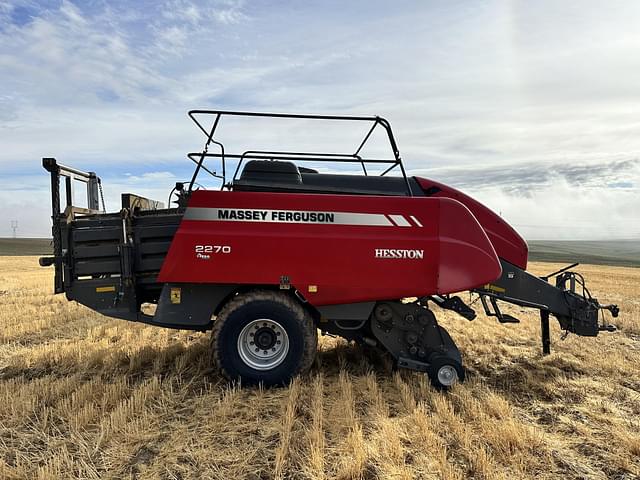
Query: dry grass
xmin=1 ymin=257 xmax=639 ymax=479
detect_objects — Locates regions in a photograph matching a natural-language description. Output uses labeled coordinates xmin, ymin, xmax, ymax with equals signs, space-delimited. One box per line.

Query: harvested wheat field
xmin=0 ymin=257 xmax=639 ymax=479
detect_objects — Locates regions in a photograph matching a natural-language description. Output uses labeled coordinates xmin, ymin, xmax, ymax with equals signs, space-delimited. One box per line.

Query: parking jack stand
xmin=540 ymin=310 xmax=551 ymax=355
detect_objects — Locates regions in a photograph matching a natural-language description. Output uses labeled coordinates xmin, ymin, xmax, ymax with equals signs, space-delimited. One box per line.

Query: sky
xmin=0 ymin=0 xmax=639 ymax=240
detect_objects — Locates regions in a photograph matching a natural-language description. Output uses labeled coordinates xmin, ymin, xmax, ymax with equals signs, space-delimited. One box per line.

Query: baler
xmin=40 ymin=110 xmax=619 ymax=388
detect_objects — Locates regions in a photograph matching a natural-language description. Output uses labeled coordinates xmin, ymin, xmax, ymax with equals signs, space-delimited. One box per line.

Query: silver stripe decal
xmin=184 ymin=207 xmax=394 ymax=226
xmin=389 ymin=214 xmax=411 ymax=227
xmin=410 ymin=215 xmax=423 ymax=227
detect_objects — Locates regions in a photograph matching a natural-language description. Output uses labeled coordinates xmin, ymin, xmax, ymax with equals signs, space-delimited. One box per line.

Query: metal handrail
xmin=186 ymin=109 xmax=412 ymax=195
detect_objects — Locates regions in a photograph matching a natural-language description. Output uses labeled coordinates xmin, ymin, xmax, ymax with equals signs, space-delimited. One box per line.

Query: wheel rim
xmin=237 ymin=318 xmax=290 ymax=371
xmin=437 ymin=364 xmax=458 ymax=386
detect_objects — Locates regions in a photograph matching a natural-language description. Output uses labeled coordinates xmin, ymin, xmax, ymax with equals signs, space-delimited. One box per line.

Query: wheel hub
xmin=237 ymin=319 xmax=289 ymax=371
xmin=255 ymin=327 xmax=277 ymax=349
xmin=437 ymin=365 xmax=458 ymax=386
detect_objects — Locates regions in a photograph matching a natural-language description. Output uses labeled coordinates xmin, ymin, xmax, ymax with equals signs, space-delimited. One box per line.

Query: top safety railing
xmin=186 ymin=109 xmax=413 ymax=196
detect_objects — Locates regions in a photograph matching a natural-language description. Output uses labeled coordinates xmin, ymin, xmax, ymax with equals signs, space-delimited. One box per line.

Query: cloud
xmin=123 ymin=171 xmax=177 ymax=182
xmin=412 ymin=158 xmax=640 ymax=240
xmin=472 ymin=181 xmax=640 ymax=241
xmin=0 ymin=1 xmax=639 ymax=240
xmin=412 ymin=158 xmax=640 ymax=195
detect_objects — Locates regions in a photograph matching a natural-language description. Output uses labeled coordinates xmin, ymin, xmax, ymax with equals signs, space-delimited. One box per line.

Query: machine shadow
xmin=4 ymin=328 xmax=587 ymax=398
xmin=0 ymin=334 xmax=220 ymax=386
xmin=467 ymin=352 xmax=589 ymax=401
xmin=1 ymin=333 xmax=398 ymax=390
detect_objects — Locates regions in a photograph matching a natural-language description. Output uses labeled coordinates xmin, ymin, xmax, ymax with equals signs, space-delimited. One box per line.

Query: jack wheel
xmin=210 ymin=290 xmax=317 ymax=387
xmin=427 ymin=355 xmax=465 ymax=390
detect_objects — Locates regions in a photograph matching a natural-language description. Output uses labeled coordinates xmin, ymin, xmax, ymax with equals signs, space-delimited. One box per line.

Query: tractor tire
xmin=427 ymin=354 xmax=465 ymax=390
xmin=210 ymin=290 xmax=317 ymax=386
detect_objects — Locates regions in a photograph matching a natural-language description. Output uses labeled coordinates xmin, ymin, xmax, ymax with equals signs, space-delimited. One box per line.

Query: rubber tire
xmin=427 ymin=355 xmax=465 ymax=390
xmin=210 ymin=290 xmax=317 ymax=387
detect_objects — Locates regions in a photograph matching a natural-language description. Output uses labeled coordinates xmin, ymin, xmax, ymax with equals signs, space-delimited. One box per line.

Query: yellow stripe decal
xmin=483 ymin=284 xmax=506 ymax=293
xmin=95 ymin=286 xmax=116 ymax=293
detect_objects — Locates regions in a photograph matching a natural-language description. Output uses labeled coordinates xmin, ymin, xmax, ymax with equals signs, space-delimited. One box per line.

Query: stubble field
xmin=0 ymin=257 xmax=638 ymax=479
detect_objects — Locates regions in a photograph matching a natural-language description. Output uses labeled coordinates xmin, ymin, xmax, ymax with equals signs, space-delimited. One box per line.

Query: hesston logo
xmin=375 ymin=248 xmax=424 ymax=259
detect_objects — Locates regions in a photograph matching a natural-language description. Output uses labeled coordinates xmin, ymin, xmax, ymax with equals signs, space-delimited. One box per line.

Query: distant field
xmin=0 ymin=238 xmax=52 ymax=256
xmin=2 ymin=237 xmax=638 ymax=268
xmin=528 ymin=240 xmax=639 ymax=267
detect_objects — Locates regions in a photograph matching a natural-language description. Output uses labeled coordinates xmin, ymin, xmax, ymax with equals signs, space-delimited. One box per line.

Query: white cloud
xmin=0 ymin=1 xmax=639 ymax=239
xmin=59 ymin=0 xmax=85 ymax=25
xmin=471 ymin=181 xmax=640 ymax=241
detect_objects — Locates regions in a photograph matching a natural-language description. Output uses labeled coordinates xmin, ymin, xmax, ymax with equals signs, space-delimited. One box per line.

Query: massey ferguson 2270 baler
xmin=40 ymin=110 xmax=619 ymax=389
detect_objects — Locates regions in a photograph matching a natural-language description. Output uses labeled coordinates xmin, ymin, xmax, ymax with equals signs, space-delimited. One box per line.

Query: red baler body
xmin=159 ymin=177 xmax=527 ymax=305
xmin=416 ymin=178 xmax=528 ymax=270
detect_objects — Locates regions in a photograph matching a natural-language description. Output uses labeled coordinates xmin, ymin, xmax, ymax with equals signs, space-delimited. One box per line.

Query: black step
xmin=498 ymin=314 xmax=520 ymax=324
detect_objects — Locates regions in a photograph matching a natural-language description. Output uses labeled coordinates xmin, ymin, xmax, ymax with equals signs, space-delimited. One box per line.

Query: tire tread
xmin=210 ymin=290 xmax=317 ymax=383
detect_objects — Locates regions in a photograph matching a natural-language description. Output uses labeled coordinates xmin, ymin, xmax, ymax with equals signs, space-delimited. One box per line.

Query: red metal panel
xmin=159 ymin=191 xmax=502 ymax=305
xmin=415 ymin=178 xmax=529 ymax=270
xmin=438 ymin=199 xmax=502 ymax=292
